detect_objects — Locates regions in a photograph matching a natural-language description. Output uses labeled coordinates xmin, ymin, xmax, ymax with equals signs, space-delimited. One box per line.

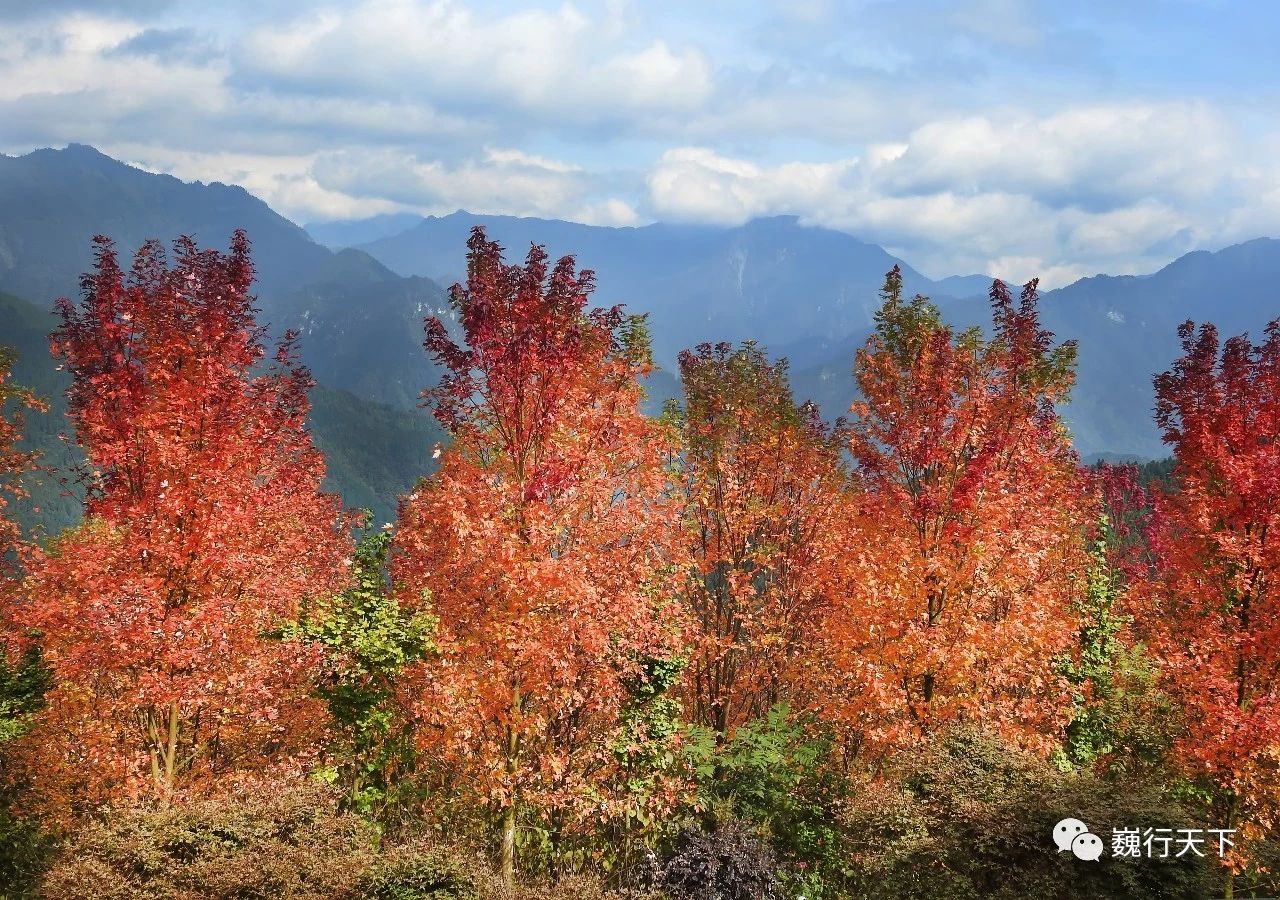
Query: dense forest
xmin=0 ymin=227 xmax=1277 ymax=899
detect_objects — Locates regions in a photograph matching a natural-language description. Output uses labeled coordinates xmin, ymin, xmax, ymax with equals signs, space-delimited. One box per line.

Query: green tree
xmin=285 ymin=521 xmax=437 ymax=822
xmin=605 ymin=653 xmax=689 ymax=878
xmin=1057 ymin=506 xmax=1176 ymax=779
xmin=687 ymin=705 xmax=845 ymax=897
xmin=0 ymin=647 xmax=48 ymax=748
xmin=1058 ymin=520 xmax=1128 ymax=769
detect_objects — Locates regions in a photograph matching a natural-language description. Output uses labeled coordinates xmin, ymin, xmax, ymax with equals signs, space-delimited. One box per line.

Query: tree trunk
xmin=500 ymin=685 xmax=520 ymax=887
xmin=165 ymin=701 xmax=179 ymax=791
xmin=147 ymin=702 xmax=182 ymax=798
xmin=500 ymin=800 xmax=516 ymax=887
xmin=1223 ymin=792 xmax=1237 ymax=900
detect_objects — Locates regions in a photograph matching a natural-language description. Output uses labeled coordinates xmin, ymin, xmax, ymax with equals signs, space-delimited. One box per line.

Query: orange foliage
xmin=1143 ymin=319 xmax=1280 ymax=836
xmin=674 ymin=341 xmax=848 ymax=735
xmin=11 ymin=234 xmax=352 ymax=817
xmin=815 ymin=269 xmax=1090 ymax=756
xmin=394 ymin=228 xmax=687 ymax=876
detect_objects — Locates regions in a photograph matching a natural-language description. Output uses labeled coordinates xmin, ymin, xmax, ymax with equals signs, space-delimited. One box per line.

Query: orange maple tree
xmin=394 ymin=228 xmax=687 ymax=880
xmin=674 ymin=341 xmax=848 ymax=735
xmin=1143 ymin=319 xmax=1280 ymax=853
xmin=11 ymin=233 xmax=352 ymax=816
xmin=817 ymin=268 xmax=1089 ymax=755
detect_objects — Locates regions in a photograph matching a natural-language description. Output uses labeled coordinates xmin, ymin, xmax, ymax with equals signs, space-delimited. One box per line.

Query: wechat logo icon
xmin=1054 ymin=818 xmax=1104 ymax=861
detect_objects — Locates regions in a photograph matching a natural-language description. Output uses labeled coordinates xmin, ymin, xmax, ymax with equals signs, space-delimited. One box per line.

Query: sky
xmin=1 ymin=0 xmax=1279 ymax=285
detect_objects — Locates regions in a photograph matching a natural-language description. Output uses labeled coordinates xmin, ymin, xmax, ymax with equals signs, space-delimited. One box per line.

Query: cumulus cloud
xmin=236 ymin=0 xmax=712 ymax=123
xmin=644 ymin=103 xmax=1280 ymax=285
xmin=2 ymin=1 xmax=1279 ymax=287
xmin=0 ymin=15 xmax=229 ymax=129
xmin=881 ymin=104 xmax=1231 ymax=208
xmin=647 ymin=148 xmax=857 ymax=224
xmin=310 ymin=147 xmax=640 ymax=225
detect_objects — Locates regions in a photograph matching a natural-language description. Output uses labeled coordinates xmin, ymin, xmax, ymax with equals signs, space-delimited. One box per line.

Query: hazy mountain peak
xmin=0 ymin=143 xmax=327 ymax=303
xmin=3 ymin=144 xmax=1279 ymax=464
xmin=56 ymin=142 xmax=111 ymax=159
xmin=305 ymin=212 xmax=427 ymax=249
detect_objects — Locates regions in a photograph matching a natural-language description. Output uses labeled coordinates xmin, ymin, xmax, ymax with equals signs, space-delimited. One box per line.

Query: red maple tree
xmin=1143 ymin=319 xmax=1280 ymax=859
xmin=394 ymin=228 xmax=687 ymax=880
xmin=12 ymin=233 xmax=352 ymax=815
xmin=818 ymin=268 xmax=1089 ymax=755
xmin=675 ymin=341 xmax=849 ymax=735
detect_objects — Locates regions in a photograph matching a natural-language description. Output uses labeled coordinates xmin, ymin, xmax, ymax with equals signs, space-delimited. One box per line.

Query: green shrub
xmin=358 ymin=842 xmax=479 ymax=900
xmin=279 ymin=525 xmax=436 ymax=824
xmin=38 ymin=783 xmax=377 ymax=900
xmin=0 ymin=646 xmax=54 ymax=899
xmin=0 ymin=808 xmax=52 ymax=899
xmin=838 ymin=726 xmax=1214 ymax=900
xmin=686 ymin=704 xmax=845 ymax=894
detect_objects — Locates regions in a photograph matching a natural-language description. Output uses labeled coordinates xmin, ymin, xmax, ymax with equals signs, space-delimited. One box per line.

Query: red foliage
xmin=1143 ymin=319 xmax=1280 ymax=837
xmin=675 ymin=341 xmax=849 ymax=734
xmin=11 ymin=233 xmax=353 ymax=816
xmin=1089 ymin=462 xmax=1160 ymax=583
xmin=816 ymin=269 xmax=1090 ymax=755
xmin=395 ymin=228 xmax=687 ymax=877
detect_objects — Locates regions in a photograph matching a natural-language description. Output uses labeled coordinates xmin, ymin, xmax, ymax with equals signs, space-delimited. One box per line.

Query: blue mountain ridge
xmin=2 ymin=143 xmax=1276 ymax=532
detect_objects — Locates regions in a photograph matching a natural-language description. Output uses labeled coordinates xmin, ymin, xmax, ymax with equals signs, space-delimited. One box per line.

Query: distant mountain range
xmin=0 ymin=144 xmax=445 ymax=532
xmin=343 ymin=210 xmax=1280 ymax=459
xmin=2 ymin=144 xmax=1277 ymax=535
xmin=347 ymin=211 xmax=972 ymax=370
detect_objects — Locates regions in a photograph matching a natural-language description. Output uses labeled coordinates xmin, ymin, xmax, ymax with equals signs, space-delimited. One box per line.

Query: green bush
xmin=838 ymin=727 xmax=1214 ymax=900
xmin=0 ymin=646 xmax=54 ymax=899
xmin=0 ymin=808 xmax=52 ymax=900
xmin=686 ymin=704 xmax=845 ymax=894
xmin=279 ymin=525 xmax=436 ymax=824
xmin=38 ymin=783 xmax=377 ymax=900
xmin=35 ymin=783 xmax=652 ymax=900
xmin=358 ymin=843 xmax=478 ymax=900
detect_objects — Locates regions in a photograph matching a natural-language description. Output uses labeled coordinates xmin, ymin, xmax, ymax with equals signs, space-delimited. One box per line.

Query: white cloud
xmin=104 ymin=142 xmax=645 ymax=227
xmin=647 ymin=147 xmax=856 ymax=224
xmin=0 ymin=14 xmax=226 ymax=107
xmin=484 ymin=148 xmax=581 ymax=174
xmin=881 ymin=104 xmax=1232 ymax=205
xmin=985 ymin=256 xmax=1095 ymax=289
xmin=577 ymin=197 xmax=642 ymax=227
xmin=238 ymin=0 xmax=712 ymax=121
xmin=850 ymin=103 xmax=1257 ymax=279
xmin=1063 ymin=201 xmax=1191 ymax=258
xmin=643 ymin=103 xmax=1280 ymax=286
xmin=2 ymin=1 xmax=1279 ymax=290
xmin=309 ymin=146 xmax=638 ymax=225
